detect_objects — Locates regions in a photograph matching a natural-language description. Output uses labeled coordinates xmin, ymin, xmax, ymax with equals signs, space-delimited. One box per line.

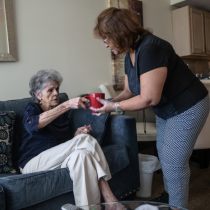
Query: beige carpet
xmin=135 ymin=155 xmax=210 ymax=210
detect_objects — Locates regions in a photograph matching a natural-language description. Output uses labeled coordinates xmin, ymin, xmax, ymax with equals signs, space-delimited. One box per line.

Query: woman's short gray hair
xmin=29 ymin=69 xmax=63 ymax=103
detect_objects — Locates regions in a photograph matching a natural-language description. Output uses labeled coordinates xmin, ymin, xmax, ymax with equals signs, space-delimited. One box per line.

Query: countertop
xmin=201 ymin=80 xmax=210 ymax=86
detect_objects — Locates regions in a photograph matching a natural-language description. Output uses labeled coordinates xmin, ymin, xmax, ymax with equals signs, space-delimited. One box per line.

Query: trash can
xmin=136 ymin=154 xmax=161 ymax=198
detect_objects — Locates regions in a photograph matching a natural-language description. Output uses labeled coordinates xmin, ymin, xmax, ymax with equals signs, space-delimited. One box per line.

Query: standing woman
xmin=91 ymin=7 xmax=209 ymax=208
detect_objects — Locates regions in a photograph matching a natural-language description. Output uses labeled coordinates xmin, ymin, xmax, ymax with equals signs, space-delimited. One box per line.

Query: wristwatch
xmin=115 ymin=102 xmax=124 ymax=114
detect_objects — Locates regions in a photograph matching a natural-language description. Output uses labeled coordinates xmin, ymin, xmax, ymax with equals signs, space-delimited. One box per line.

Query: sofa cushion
xmin=0 ymin=144 xmax=129 ymax=210
xmin=0 ymin=112 xmax=16 ymax=173
xmin=0 ymin=93 xmax=69 ymax=172
xmin=0 ymin=185 xmax=5 ymax=210
xmin=0 ymin=168 xmax=72 ymax=210
xmin=68 ymin=108 xmax=110 ymax=145
xmin=0 ymin=173 xmax=17 ymax=178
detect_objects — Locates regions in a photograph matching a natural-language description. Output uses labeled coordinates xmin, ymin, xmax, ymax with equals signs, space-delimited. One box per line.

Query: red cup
xmin=83 ymin=93 xmax=105 ymax=113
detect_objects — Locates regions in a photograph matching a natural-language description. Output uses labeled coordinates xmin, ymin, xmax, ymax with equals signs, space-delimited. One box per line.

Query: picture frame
xmin=0 ymin=0 xmax=17 ymax=61
xmin=108 ymin=0 xmax=143 ymax=90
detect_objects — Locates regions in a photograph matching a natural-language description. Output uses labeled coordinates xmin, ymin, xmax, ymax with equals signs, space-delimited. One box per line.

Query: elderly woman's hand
xmin=89 ymin=98 xmax=117 ymax=116
xmin=74 ymin=125 xmax=92 ymax=136
xmin=68 ymin=97 xmax=88 ymax=109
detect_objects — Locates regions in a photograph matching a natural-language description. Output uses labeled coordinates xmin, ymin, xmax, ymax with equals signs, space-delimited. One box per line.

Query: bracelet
xmin=116 ymin=102 xmax=124 ymax=114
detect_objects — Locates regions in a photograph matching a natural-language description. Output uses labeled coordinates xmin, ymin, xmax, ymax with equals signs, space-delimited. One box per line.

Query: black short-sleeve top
xmin=18 ymin=103 xmax=71 ymax=169
xmin=125 ymin=34 xmax=208 ymax=119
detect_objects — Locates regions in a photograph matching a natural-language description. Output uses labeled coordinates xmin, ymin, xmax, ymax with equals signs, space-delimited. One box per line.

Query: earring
xmin=39 ymin=100 xmax=42 ymax=105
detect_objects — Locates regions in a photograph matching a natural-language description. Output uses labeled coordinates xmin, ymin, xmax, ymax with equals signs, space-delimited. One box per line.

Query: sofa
xmin=0 ymin=93 xmax=140 ymax=210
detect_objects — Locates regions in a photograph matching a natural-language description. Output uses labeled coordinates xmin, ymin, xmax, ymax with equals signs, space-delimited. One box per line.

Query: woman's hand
xmin=89 ymin=98 xmax=117 ymax=116
xmin=74 ymin=125 xmax=92 ymax=136
xmin=68 ymin=97 xmax=88 ymax=109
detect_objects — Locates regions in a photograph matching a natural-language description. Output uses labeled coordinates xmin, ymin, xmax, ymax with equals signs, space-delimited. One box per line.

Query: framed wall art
xmin=108 ymin=0 xmax=143 ymax=90
xmin=0 ymin=0 xmax=17 ymax=61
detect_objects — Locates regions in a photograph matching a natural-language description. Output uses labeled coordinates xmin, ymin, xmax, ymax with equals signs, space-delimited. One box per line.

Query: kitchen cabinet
xmin=205 ymin=12 xmax=210 ymax=55
xmin=172 ymin=6 xmax=210 ymax=59
xmin=190 ymin=7 xmax=205 ymax=55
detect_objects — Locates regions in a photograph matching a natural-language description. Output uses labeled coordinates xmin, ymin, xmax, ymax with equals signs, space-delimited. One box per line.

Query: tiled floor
xmin=135 ymin=151 xmax=210 ymax=210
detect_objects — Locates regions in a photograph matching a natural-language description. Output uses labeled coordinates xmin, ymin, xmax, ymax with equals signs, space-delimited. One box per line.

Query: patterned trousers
xmin=156 ymin=95 xmax=209 ymax=208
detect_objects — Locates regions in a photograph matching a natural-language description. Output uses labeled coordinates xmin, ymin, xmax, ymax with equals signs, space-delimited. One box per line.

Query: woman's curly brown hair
xmin=93 ymin=7 xmax=152 ymax=52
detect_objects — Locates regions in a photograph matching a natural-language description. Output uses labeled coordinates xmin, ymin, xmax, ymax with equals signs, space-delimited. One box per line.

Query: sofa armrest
xmin=0 ymin=185 xmax=5 ymax=210
xmin=102 ymin=114 xmax=138 ymax=149
xmin=102 ymin=114 xmax=139 ymax=169
xmin=102 ymin=114 xmax=140 ymax=198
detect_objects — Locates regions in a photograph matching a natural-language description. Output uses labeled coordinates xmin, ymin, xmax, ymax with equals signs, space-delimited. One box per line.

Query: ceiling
xmin=172 ymin=0 xmax=210 ymax=12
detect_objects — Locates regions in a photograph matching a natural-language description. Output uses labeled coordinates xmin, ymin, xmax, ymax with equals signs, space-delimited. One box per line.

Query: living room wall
xmin=0 ymin=0 xmax=113 ymax=100
xmin=0 ymin=0 xmax=174 ymax=101
xmin=140 ymin=0 xmax=174 ymax=45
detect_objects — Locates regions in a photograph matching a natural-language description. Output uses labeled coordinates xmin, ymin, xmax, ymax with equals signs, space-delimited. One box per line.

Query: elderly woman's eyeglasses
xmin=103 ymin=38 xmax=108 ymax=44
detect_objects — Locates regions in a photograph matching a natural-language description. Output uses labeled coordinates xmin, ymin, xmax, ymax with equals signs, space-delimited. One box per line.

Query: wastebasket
xmin=136 ymin=154 xmax=161 ymax=198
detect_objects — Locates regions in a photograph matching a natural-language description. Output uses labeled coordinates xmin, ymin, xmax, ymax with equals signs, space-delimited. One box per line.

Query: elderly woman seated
xmin=18 ymin=69 xmax=118 ymax=207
